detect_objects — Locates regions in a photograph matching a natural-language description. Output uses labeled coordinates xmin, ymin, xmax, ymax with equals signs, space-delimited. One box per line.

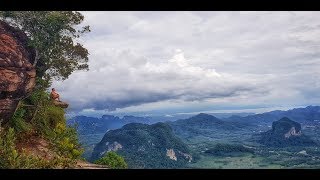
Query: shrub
xmin=25 ymin=89 xmax=83 ymax=162
xmin=95 ymin=152 xmax=128 ymax=169
xmin=51 ymin=123 xmax=83 ymax=160
xmin=1 ymin=88 xmax=83 ymax=169
xmin=10 ymin=108 xmax=31 ymax=134
xmin=46 ymin=105 xmax=65 ymax=128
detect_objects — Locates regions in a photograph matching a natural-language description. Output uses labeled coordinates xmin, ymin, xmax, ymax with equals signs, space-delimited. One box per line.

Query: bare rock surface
xmin=0 ymin=20 xmax=36 ymax=123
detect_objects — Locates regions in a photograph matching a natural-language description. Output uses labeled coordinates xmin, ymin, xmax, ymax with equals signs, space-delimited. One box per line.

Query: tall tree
xmin=0 ymin=11 xmax=90 ymax=87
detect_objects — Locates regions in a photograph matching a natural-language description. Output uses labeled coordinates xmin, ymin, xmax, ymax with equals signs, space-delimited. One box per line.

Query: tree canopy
xmin=0 ymin=11 xmax=90 ymax=86
xmin=95 ymin=151 xmax=128 ymax=169
xmin=0 ymin=11 xmax=89 ymax=168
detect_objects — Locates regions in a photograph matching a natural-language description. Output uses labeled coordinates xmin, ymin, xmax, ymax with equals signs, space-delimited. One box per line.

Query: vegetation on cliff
xmin=0 ymin=11 xmax=94 ymax=168
xmin=0 ymin=84 xmax=83 ymax=168
xmin=0 ymin=11 xmax=90 ymax=81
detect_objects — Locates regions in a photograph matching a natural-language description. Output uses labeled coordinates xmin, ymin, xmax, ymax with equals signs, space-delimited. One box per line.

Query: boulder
xmin=0 ymin=20 xmax=36 ymax=124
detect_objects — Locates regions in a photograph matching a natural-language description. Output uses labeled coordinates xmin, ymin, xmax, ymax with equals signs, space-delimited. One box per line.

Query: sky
xmin=52 ymin=11 xmax=320 ymax=117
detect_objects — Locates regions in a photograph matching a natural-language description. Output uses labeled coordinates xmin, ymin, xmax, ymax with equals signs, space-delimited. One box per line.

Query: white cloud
xmin=52 ymin=11 xmax=320 ymax=114
xmin=53 ymin=48 xmax=258 ymax=111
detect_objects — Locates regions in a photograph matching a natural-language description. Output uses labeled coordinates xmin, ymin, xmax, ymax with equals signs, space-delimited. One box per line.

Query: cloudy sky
xmin=52 ymin=11 xmax=320 ymax=117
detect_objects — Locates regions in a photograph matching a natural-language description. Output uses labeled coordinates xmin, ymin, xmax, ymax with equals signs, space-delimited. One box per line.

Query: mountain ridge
xmin=225 ymin=106 xmax=320 ymax=124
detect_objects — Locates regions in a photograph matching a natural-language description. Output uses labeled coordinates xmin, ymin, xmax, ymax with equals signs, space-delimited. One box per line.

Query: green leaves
xmin=95 ymin=151 xmax=128 ymax=169
xmin=0 ymin=11 xmax=91 ymax=85
xmin=0 ymin=13 xmax=89 ymax=168
xmin=0 ymin=89 xmax=83 ymax=168
xmin=10 ymin=108 xmax=31 ymax=134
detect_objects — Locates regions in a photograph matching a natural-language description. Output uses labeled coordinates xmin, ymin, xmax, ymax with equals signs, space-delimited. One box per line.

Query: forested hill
xmin=91 ymin=122 xmax=193 ymax=168
xmin=258 ymin=117 xmax=317 ymax=147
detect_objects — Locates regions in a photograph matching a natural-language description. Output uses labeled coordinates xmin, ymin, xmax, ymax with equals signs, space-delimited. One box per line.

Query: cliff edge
xmin=0 ymin=20 xmax=36 ymax=124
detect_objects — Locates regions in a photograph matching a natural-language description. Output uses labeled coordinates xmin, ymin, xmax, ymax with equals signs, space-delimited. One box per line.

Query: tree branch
xmin=33 ymin=49 xmax=39 ymax=67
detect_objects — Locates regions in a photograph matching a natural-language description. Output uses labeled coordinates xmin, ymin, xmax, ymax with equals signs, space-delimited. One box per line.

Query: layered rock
xmin=166 ymin=149 xmax=177 ymax=161
xmin=0 ymin=20 xmax=36 ymax=124
xmin=53 ymin=100 xmax=69 ymax=108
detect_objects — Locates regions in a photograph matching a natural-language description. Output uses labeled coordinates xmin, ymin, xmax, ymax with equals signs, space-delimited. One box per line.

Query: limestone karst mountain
xmin=91 ymin=122 xmax=192 ymax=168
xmin=259 ymin=117 xmax=317 ymax=147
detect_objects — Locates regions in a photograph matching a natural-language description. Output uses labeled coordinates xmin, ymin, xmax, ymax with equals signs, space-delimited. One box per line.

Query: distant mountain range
xmin=225 ymin=106 xmax=320 ymax=125
xmin=67 ymin=115 xmax=152 ymax=135
xmin=69 ymin=106 xmax=320 ymax=136
xmin=170 ymin=113 xmax=247 ymax=130
xmin=71 ymin=105 xmax=320 ymax=166
xmin=90 ymin=111 xmax=320 ymax=167
xmin=168 ymin=113 xmax=256 ymax=143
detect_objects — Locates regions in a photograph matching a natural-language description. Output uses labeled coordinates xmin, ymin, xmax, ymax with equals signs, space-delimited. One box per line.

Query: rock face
xmin=271 ymin=117 xmax=302 ymax=138
xmin=259 ymin=117 xmax=316 ymax=147
xmin=53 ymin=100 xmax=69 ymax=108
xmin=99 ymin=141 xmax=123 ymax=156
xmin=0 ymin=20 xmax=36 ymax=124
xmin=75 ymin=160 xmax=109 ymax=169
xmin=166 ymin=149 xmax=177 ymax=161
xmin=178 ymin=150 xmax=193 ymax=162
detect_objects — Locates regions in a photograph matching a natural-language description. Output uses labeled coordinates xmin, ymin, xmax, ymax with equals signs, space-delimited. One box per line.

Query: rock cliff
xmin=0 ymin=20 xmax=36 ymax=124
xmin=259 ymin=117 xmax=316 ymax=147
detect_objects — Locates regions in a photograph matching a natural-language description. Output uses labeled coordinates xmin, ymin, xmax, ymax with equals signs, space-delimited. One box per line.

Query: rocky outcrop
xmin=166 ymin=149 xmax=193 ymax=162
xmin=178 ymin=151 xmax=193 ymax=162
xmin=284 ymin=127 xmax=301 ymax=138
xmin=53 ymin=100 xmax=69 ymax=108
xmin=271 ymin=117 xmax=302 ymax=137
xmin=259 ymin=117 xmax=316 ymax=147
xmin=166 ymin=149 xmax=177 ymax=161
xmin=0 ymin=20 xmax=36 ymax=124
xmin=99 ymin=141 xmax=123 ymax=156
xmin=105 ymin=141 xmax=123 ymax=152
xmin=75 ymin=160 xmax=109 ymax=169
